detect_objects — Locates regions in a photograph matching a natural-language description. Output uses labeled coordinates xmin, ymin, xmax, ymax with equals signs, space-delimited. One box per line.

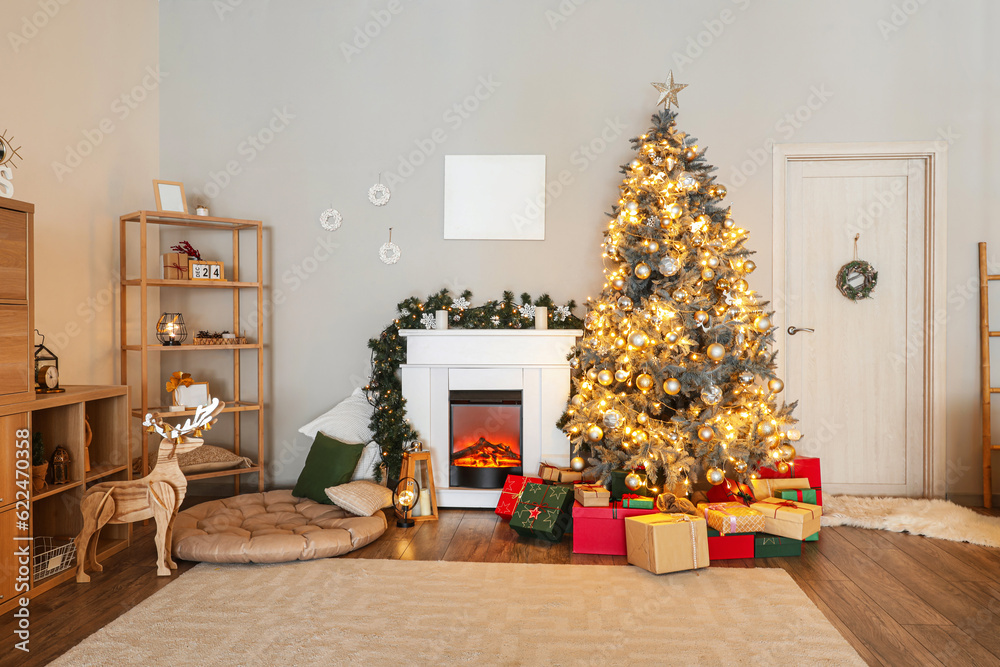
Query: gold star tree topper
xmin=651 ymin=71 xmax=688 ymax=109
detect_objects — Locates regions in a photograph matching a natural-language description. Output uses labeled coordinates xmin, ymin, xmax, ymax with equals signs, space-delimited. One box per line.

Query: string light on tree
xmin=556 ymin=72 xmax=799 ymax=491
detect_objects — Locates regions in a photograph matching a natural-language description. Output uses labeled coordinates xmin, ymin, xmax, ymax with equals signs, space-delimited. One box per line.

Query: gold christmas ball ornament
xmin=734 ymin=279 xmax=749 ymax=292
xmin=569 ymin=357 xmax=580 ymax=369
xmin=707 ymin=258 xmax=720 ymax=272
xmin=586 ymin=368 xmax=599 ymax=381
xmin=684 ymin=146 xmax=700 ymax=161
xmin=709 ymin=184 xmax=727 ymax=198
xmin=659 ymin=217 xmax=672 ymax=229
xmin=614 ymin=337 xmax=626 ymax=349
xmin=733 ymin=459 xmax=748 ymax=474
xmin=698 ymin=426 xmax=715 ymax=442
xmin=585 ymin=424 xmax=604 ymax=442
xmin=758 ymin=422 xmax=776 ymax=437
xmin=571 ymin=456 xmax=587 ymax=472
xmin=742 ymin=260 xmax=757 ymax=274
xmin=614 ymin=369 xmax=630 ymax=383
xmin=696 ymin=214 xmax=712 ymax=227
xmin=768 ymin=378 xmax=785 ymax=393
xmin=571 ymin=394 xmax=584 ymax=407
xmin=628 ymin=331 xmax=648 ymax=348
xmin=632 ymin=429 xmax=648 ymax=444
xmin=625 ymin=201 xmax=639 ymax=213
xmin=723 ymin=217 xmax=735 ymax=229
xmin=603 ymin=409 xmax=622 ymax=429
xmin=665 ymin=203 xmax=683 ymax=219
xmin=629 ymin=159 xmax=642 ymax=171
xmin=658 ymin=256 xmax=680 ymax=276
xmin=636 ymin=412 xmax=649 ymax=425
xmin=754 ymin=316 xmax=772 ymax=332
xmin=785 ymin=428 xmax=802 ymax=442
xmin=636 ymin=373 xmax=654 ymax=390
xmin=701 ymin=268 xmax=716 ymax=281
xmin=666 ymin=332 xmax=679 ymax=344
xmin=776 ymin=461 xmax=791 ymax=474
xmin=707 ymin=343 xmax=726 ymax=361
xmin=694 ymin=310 xmax=709 ymax=324
xmin=646 ymin=240 xmax=659 ymax=253
xmin=715 ymin=278 xmax=730 ymax=291
xmin=779 ymin=443 xmax=797 ymax=462
xmin=738 ymin=371 xmax=754 ymax=386
xmin=611 ymin=276 xmax=626 ymax=291
xmin=617 ymin=296 xmax=633 ymax=310
xmin=765 ymin=435 xmax=779 ymax=449
xmin=706 ymin=467 xmax=726 ymax=486
xmin=672 ymin=288 xmax=688 ymax=303
xmin=597 ymin=369 xmax=614 ymax=386
xmin=664 ymin=378 xmax=681 ymax=395
xmin=624 ymin=472 xmax=643 ymax=491
xmin=770 ymin=447 xmax=784 ymax=461
xmin=634 ymin=263 xmax=652 ymax=280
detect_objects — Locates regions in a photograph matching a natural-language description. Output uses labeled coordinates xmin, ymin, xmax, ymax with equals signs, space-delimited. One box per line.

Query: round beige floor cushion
xmin=172 ymin=489 xmax=387 ymax=563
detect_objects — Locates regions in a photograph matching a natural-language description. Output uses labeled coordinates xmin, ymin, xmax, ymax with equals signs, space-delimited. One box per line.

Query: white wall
xmin=0 ymin=1 xmax=159 ymax=388
xmin=156 ymin=0 xmax=999 ymax=497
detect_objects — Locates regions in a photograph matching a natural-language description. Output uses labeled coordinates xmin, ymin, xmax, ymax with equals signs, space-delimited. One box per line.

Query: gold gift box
xmin=625 ymin=513 xmax=710 ymax=574
xmin=697 ymin=501 xmax=765 ymax=535
xmin=750 ymin=498 xmax=822 ymax=540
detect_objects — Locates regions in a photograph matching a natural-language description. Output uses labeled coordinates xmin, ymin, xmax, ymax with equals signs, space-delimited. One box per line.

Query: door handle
xmin=787 ymin=326 xmax=814 ymax=336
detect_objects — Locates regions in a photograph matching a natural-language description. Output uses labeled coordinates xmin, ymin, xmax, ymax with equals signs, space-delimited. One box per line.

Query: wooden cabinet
xmin=0 ymin=198 xmax=33 ymax=407
xmin=0 ymin=386 xmax=129 ymax=615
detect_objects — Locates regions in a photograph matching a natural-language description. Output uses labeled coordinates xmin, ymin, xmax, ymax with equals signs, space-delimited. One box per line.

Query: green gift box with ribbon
xmin=510 ymin=482 xmax=574 ymax=542
xmin=754 ymin=534 xmax=802 ymax=558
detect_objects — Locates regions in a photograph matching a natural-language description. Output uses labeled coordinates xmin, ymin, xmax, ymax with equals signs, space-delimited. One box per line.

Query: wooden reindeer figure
xmin=74 ymin=398 xmax=224 ymax=582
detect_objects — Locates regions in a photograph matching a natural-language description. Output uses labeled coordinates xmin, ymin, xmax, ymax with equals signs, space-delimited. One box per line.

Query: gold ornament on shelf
xmin=571 ymin=456 xmax=586 ymax=472
xmin=636 ymin=373 xmax=654 ymax=391
xmin=706 ymin=467 xmax=726 ymax=485
xmin=624 ymin=471 xmax=643 ymax=491
xmin=585 ymin=424 xmax=604 ymax=442
xmin=634 ymin=263 xmax=651 ymax=280
xmin=664 ymin=378 xmax=681 ymax=395
xmin=698 ymin=426 xmax=715 ymax=442
xmin=706 ymin=343 xmax=725 ymax=361
xmin=597 ymin=369 xmax=614 ymax=386
xmin=768 ymin=378 xmax=784 ymax=393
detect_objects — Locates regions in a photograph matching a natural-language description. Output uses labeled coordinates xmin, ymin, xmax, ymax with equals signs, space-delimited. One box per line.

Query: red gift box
xmin=706 ymin=528 xmax=754 ymax=560
xmin=572 ymin=501 xmax=658 ymax=555
xmin=758 ymin=456 xmax=822 ymax=489
xmin=495 ymin=474 xmax=542 ymax=519
xmin=706 ymin=478 xmax=755 ymax=505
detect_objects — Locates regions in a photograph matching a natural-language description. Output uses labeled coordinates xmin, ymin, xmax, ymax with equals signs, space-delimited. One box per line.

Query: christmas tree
xmin=558 ymin=73 xmax=800 ymax=495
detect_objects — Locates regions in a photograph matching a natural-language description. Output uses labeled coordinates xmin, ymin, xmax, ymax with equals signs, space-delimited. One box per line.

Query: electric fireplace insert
xmin=449 ymin=390 xmax=522 ymax=488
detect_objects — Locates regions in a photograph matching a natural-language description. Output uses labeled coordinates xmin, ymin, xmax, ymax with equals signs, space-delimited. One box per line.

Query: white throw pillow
xmin=298 ymin=387 xmax=374 ymax=444
xmin=351 ymin=441 xmax=383 ymax=482
xmin=325 ymin=481 xmax=394 ymax=516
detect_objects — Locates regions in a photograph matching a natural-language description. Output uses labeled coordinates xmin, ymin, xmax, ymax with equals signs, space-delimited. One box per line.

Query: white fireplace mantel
xmin=399 ymin=329 xmax=582 ymax=508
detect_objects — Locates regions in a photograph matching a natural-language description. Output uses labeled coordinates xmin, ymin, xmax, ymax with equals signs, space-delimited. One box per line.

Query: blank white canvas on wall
xmin=443 ymin=155 xmax=546 ymax=240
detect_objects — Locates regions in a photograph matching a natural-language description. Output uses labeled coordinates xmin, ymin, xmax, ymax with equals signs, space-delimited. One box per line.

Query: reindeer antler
xmin=143 ymin=398 xmax=225 ymax=441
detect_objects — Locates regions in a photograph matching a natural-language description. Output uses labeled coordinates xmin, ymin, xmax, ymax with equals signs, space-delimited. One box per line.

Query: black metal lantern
xmin=34 ymin=329 xmax=64 ymax=393
xmin=156 ymin=312 xmax=187 ymax=346
xmin=392 ymin=477 xmax=420 ymax=528
xmin=50 ymin=446 xmax=71 ymax=485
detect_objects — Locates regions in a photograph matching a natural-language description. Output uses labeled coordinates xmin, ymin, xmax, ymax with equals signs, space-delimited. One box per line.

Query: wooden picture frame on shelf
xmin=189 ymin=260 xmax=224 ymax=281
xmin=153 ymin=180 xmax=188 ymax=214
xmin=173 ymin=382 xmax=211 ymax=409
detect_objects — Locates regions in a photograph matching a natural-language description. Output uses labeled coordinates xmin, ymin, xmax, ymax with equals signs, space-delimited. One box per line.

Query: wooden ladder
xmin=978 ymin=242 xmax=1000 ymax=508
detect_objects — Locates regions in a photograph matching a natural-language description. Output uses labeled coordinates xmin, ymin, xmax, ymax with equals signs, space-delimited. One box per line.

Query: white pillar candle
xmin=435 ymin=310 xmax=448 ymax=330
xmin=535 ymin=306 xmax=548 ymax=330
xmin=418 ymin=488 xmax=432 ymax=517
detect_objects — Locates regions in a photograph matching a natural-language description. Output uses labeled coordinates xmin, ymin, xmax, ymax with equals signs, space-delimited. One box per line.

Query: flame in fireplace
xmin=452 ymin=437 xmax=521 ymax=468
xmin=451 ymin=403 xmax=521 ymax=469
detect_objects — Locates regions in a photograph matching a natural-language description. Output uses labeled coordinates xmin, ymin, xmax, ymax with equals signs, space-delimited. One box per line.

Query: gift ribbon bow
xmin=165 ymin=371 xmax=193 ymax=394
xmin=519 ymin=485 xmax=561 ymax=528
xmin=622 ymin=494 xmax=643 ymax=500
xmin=640 ymin=514 xmax=701 ymax=568
xmin=756 ymin=498 xmax=817 ymax=520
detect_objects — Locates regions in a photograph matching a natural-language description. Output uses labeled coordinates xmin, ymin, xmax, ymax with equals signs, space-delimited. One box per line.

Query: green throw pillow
xmin=292 ymin=433 xmax=365 ymax=504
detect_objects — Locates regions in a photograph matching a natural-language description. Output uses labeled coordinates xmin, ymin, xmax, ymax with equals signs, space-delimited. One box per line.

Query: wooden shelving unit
xmin=119 ymin=210 xmax=264 ymax=495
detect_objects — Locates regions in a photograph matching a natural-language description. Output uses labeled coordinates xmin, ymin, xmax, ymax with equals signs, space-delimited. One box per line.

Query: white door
xmin=773 ymin=144 xmax=947 ymax=498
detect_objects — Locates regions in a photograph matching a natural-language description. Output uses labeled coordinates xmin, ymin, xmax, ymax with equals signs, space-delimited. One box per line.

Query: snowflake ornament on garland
xmin=555 ymin=305 xmax=571 ymax=321
xmin=491 ymin=315 xmax=500 ymax=325
xmin=519 ymin=303 xmax=536 ymax=319
xmin=453 ymin=296 xmax=471 ymax=310
xmin=420 ymin=313 xmax=436 ymax=329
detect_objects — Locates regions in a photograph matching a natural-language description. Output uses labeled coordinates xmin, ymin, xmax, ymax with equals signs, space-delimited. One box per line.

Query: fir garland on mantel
xmin=365 ymin=288 xmax=583 ymax=480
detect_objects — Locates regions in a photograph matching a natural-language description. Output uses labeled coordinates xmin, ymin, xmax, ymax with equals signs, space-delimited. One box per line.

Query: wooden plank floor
xmin=3 ymin=507 xmax=999 ymax=667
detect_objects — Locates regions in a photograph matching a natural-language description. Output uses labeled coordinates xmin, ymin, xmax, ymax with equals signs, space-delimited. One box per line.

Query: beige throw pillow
xmin=325 ymin=480 xmax=394 ymax=517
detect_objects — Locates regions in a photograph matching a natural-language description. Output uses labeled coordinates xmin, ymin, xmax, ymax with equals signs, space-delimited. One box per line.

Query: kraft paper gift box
xmin=574 ymin=482 xmax=610 ymax=508
xmin=698 ymin=502 xmax=766 ymax=536
xmin=750 ymin=477 xmax=810 ymax=501
xmin=757 ymin=456 xmax=822 ymax=489
xmin=625 ymin=513 xmax=710 ymax=575
xmin=750 ymin=498 xmax=822 ymax=540
xmin=777 ymin=487 xmax=823 ymax=506
xmin=495 ymin=474 xmax=543 ymax=519
xmin=538 ymin=462 xmax=583 ymax=484
xmin=706 ymin=528 xmax=755 ymax=560
xmin=572 ymin=501 xmax=658 ymax=555
xmin=510 ymin=482 xmax=573 ymax=542
xmin=754 ymin=534 xmax=803 ymax=558
xmin=162 ymin=252 xmax=190 ymax=280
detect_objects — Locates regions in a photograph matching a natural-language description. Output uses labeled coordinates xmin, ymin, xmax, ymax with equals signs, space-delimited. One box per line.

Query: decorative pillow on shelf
xmin=325 ymin=480 xmax=394 ymax=517
xmin=292 ymin=433 xmax=366 ymax=504
xmin=298 ymin=387 xmax=374 ymax=444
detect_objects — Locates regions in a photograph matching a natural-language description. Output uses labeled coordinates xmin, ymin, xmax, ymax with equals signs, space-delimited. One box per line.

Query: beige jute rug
xmin=53 ymin=559 xmax=863 ymax=666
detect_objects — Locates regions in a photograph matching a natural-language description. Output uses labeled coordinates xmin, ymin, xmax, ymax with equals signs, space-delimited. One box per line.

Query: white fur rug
xmin=822 ymin=495 xmax=1000 ymax=548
